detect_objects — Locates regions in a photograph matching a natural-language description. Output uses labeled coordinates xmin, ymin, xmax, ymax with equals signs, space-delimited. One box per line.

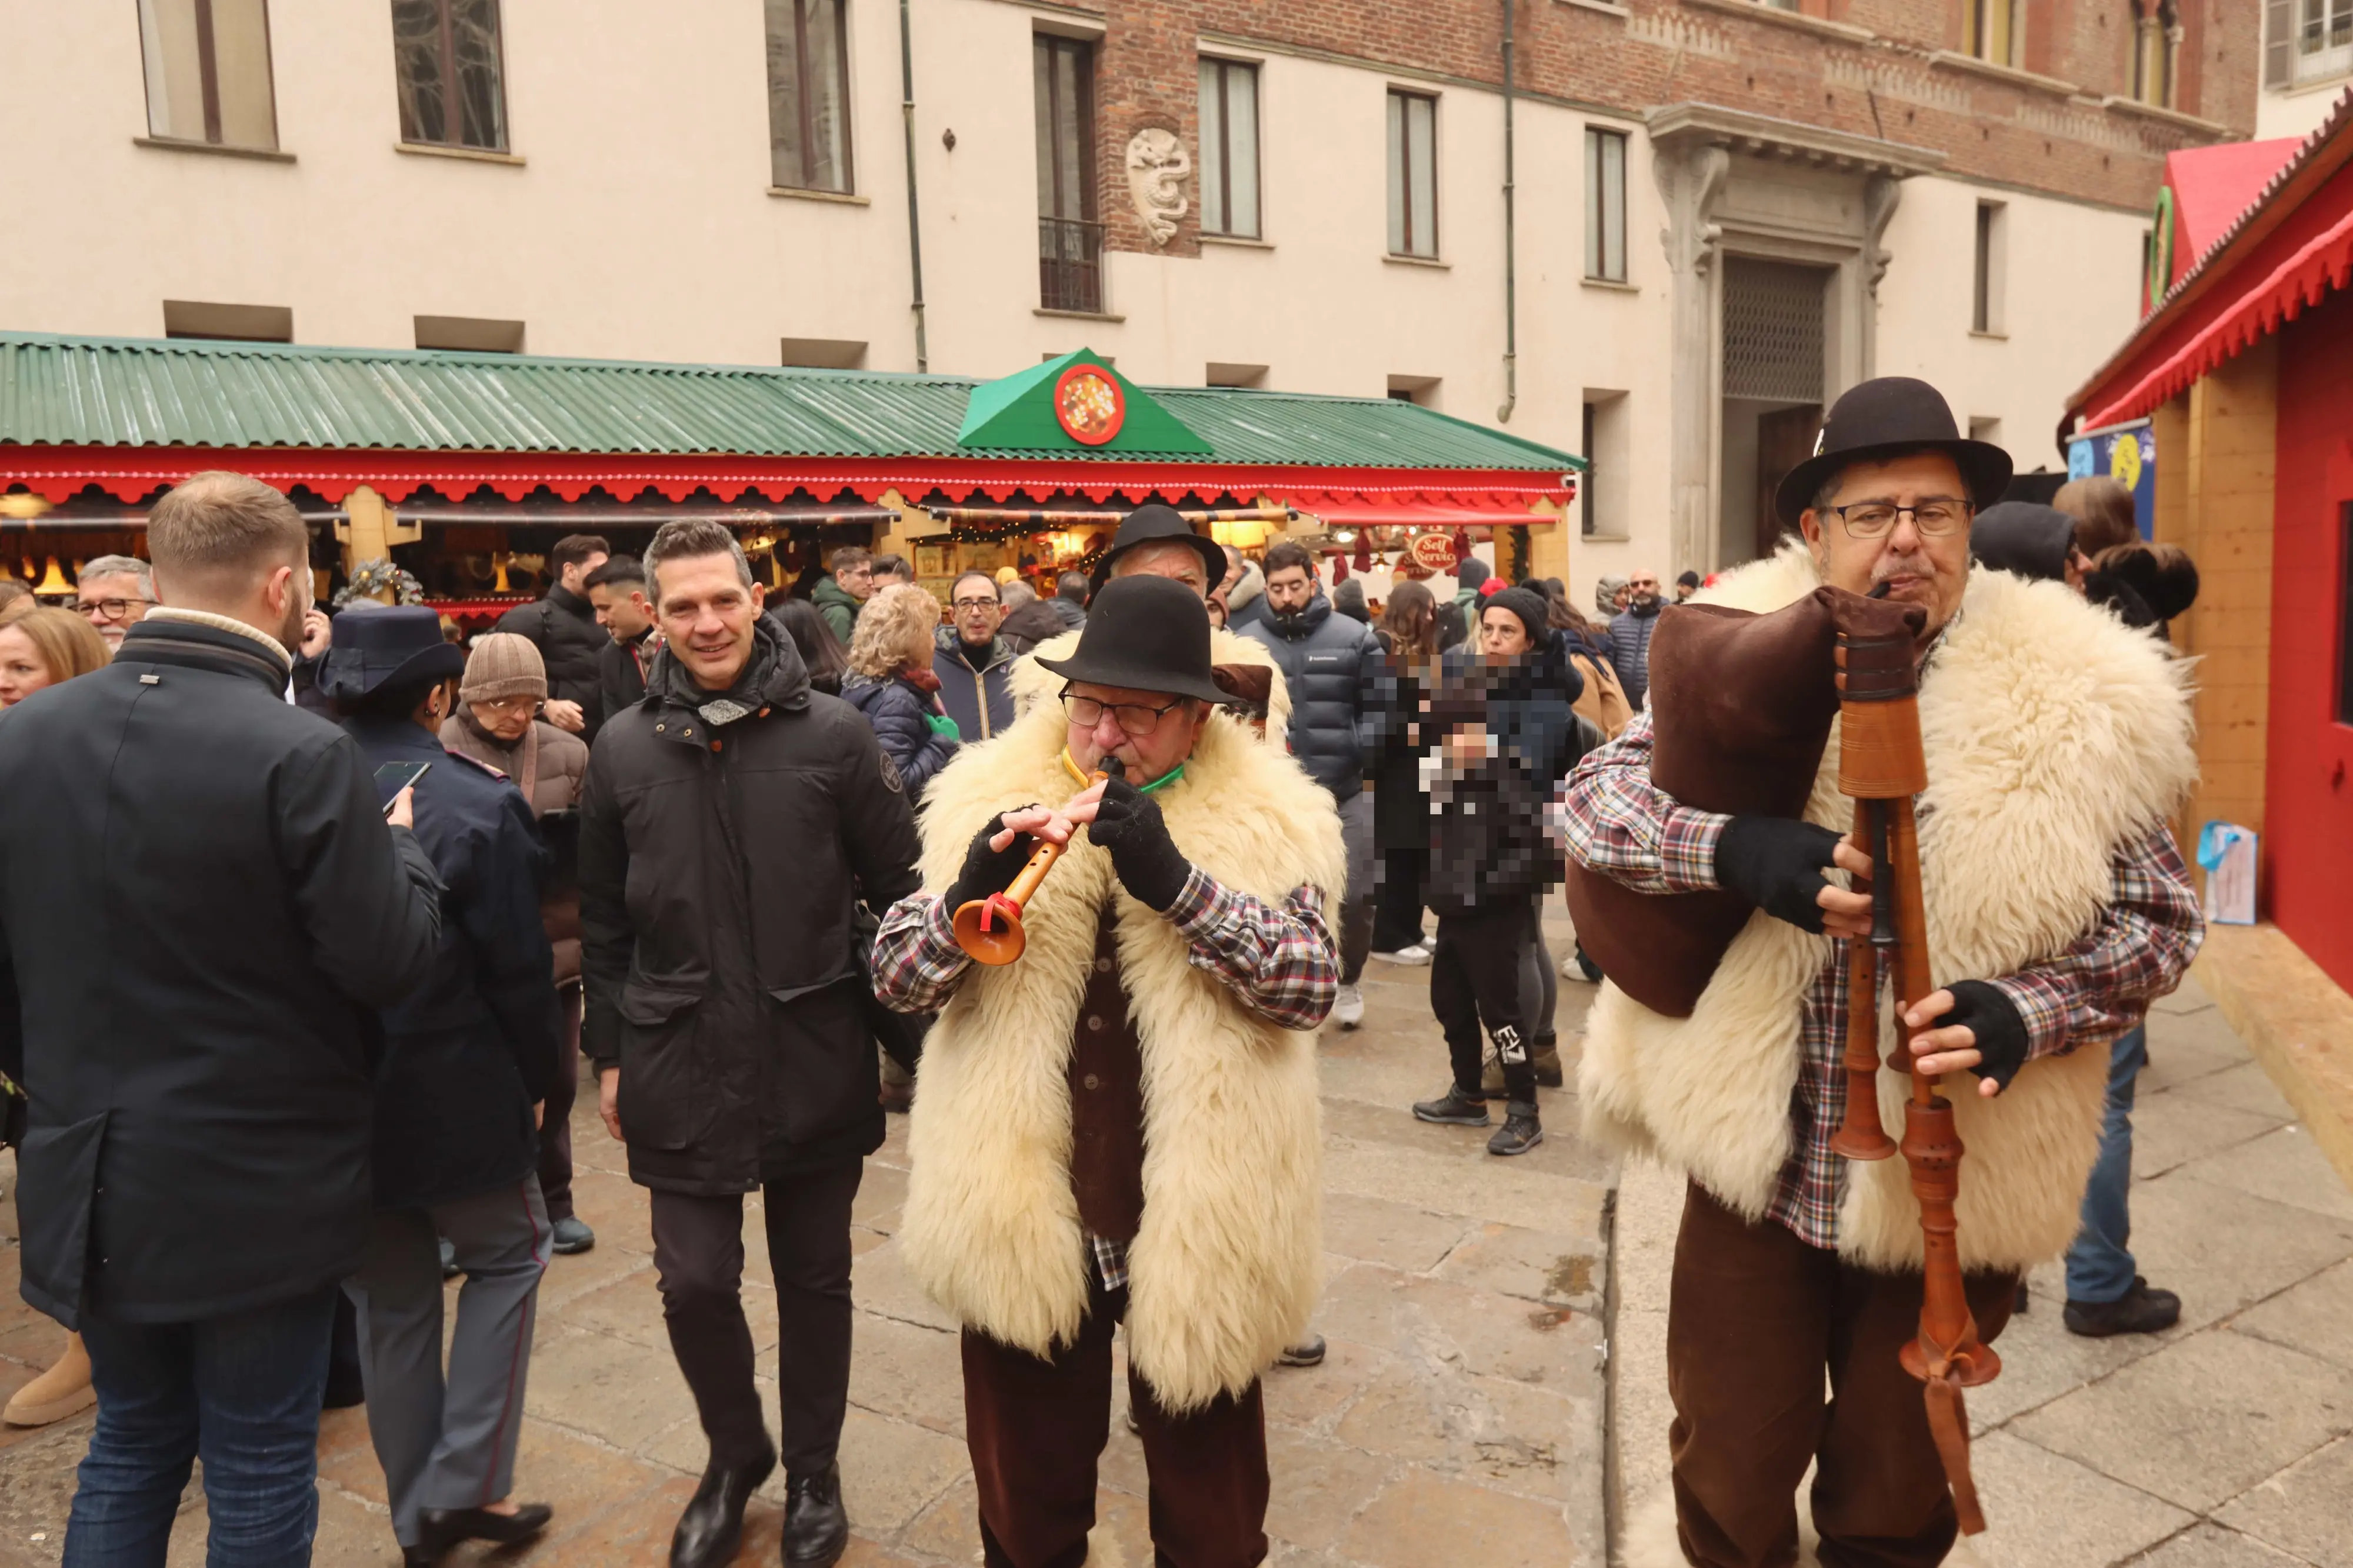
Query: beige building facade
xmin=1 ymin=1 xmax=2251 ymax=602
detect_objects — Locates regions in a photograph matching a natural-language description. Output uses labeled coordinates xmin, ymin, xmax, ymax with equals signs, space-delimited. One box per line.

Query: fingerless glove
xmin=945 ymin=811 xmax=1037 ymax=911
xmin=1713 ymin=815 xmax=1844 ymax=933
xmin=1088 ymin=776 xmax=1192 ymax=912
xmin=1927 ymin=979 xmax=2031 ymax=1091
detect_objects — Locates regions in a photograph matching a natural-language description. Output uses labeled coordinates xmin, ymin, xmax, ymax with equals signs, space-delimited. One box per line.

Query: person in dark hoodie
xmin=579 ymin=521 xmax=921 ymax=1568
xmin=324 ymin=606 xmax=561 ymax=1567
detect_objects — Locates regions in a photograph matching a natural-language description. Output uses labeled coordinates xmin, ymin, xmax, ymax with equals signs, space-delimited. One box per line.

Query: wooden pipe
xmin=1828 ymin=798 xmax=1896 ymax=1161
xmin=949 ymin=761 xmax=1115 ymax=965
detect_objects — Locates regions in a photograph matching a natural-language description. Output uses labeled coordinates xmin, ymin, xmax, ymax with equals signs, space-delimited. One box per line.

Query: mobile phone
xmin=375 ymin=760 xmax=432 ymax=815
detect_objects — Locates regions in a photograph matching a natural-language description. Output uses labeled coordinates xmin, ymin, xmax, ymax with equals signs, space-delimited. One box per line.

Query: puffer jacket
xmin=440 ymin=710 xmax=591 ymax=984
xmin=841 ymin=668 xmax=961 ymax=802
xmin=1234 ymin=589 xmax=1382 ymax=802
xmin=1605 ymin=599 xmax=1662 ymax=709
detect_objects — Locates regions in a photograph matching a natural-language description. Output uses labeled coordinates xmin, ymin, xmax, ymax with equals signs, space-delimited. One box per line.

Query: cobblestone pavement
xmin=0 ymin=910 xmax=1612 ymax=1568
xmin=1612 ymin=974 xmax=2353 ymax=1567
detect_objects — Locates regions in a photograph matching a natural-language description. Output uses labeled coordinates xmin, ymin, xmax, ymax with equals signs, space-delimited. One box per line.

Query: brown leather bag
xmin=1565 ymin=586 xmax=1921 ymax=1017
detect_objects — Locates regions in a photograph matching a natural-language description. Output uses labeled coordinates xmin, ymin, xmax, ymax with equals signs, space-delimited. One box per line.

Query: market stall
xmin=0 ymin=337 xmax=1585 ymax=617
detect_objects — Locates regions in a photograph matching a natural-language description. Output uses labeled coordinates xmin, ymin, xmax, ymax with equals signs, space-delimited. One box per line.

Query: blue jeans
xmin=65 ymin=1285 xmax=339 ymax=1568
xmin=2064 ymin=1026 xmax=2148 ymax=1305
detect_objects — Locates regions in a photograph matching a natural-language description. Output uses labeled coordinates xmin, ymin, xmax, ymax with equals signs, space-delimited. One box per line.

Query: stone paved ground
xmin=0 ymin=909 xmax=1612 ymax=1568
xmin=1612 ymin=973 xmax=2353 ymax=1567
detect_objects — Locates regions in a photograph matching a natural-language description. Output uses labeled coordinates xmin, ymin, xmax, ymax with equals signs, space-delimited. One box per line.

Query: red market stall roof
xmin=2157 ymin=137 xmax=2305 ymax=293
xmin=0 ymin=335 xmax=1584 ymax=522
xmin=2072 ymin=89 xmax=2353 ymax=433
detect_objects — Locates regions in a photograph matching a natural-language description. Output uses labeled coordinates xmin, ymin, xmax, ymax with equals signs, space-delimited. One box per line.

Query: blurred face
xmin=559 ymin=551 xmax=609 ymax=596
xmin=837 ymin=560 xmax=875 ymax=602
xmin=950 ymin=577 xmax=1002 ymax=646
xmin=470 ymin=694 xmax=539 ymax=743
xmin=1062 ymin=681 xmax=1209 ymax=779
xmin=75 ymin=572 xmax=152 ymax=648
xmin=1112 ymin=541 xmax=1209 ymax=598
xmin=0 ymin=626 xmax=52 ymax=708
xmin=1479 ymin=607 xmax=1533 ymax=659
xmin=1797 ymin=452 xmax=1973 ymax=643
xmin=1264 ymin=564 xmax=1315 ymax=614
xmin=654 ymin=552 xmax=766 ymax=691
xmin=1627 ymin=572 xmax=1661 ymax=607
xmin=589 ymin=581 xmax=652 ymax=640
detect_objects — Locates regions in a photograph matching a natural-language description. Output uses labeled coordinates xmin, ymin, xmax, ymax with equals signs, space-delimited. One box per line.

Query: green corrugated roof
xmin=0 ymin=333 xmax=1585 ymax=473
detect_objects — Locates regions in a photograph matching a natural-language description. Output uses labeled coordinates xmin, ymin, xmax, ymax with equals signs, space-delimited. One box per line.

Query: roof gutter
xmin=1496 ymin=0 xmax=1517 ymax=426
xmin=898 ymin=0 xmax=929 ymax=373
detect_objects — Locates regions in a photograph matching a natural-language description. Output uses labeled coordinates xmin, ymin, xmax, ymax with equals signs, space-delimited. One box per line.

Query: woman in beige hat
xmin=439 ymin=632 xmax=596 ymax=1257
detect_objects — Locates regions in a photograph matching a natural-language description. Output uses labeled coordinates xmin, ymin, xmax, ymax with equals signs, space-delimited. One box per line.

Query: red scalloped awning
xmin=0 ymin=445 xmax=1574 ymax=515
xmin=1294 ymin=496 xmax=1568 ymax=528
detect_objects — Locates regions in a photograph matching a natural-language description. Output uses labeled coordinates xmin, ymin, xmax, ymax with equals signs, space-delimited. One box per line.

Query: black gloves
xmin=1714 ymin=815 xmax=1845 ymax=933
xmin=1088 ymin=775 xmax=1192 ymax=912
xmin=1925 ymin=980 xmax=2030 ymax=1092
xmin=945 ymin=810 xmax=1038 ymax=910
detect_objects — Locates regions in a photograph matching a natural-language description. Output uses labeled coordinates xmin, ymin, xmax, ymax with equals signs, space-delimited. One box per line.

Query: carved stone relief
xmin=1124 ymin=128 xmax=1190 ymax=247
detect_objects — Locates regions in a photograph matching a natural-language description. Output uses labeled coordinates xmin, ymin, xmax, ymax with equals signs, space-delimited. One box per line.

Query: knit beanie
xmin=1484 ymin=586 xmax=1550 ymax=645
xmin=459 ymin=632 xmax=548 ymax=703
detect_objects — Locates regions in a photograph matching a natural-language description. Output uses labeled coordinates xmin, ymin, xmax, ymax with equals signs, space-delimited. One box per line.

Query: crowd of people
xmin=0 ymin=375 xmax=2209 ymax=1568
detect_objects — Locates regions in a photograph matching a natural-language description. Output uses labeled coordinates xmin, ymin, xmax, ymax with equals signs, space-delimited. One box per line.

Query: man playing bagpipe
xmin=1559 ymin=378 xmax=2204 ymax=1568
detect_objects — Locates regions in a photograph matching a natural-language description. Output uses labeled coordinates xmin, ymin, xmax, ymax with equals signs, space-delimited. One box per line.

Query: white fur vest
xmin=899 ymin=700 xmax=1345 ymax=1410
xmin=1578 ymin=545 xmax=2197 ymax=1272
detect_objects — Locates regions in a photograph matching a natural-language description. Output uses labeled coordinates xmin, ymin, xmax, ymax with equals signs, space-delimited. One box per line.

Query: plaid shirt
xmin=1557 ymin=708 xmax=2205 ymax=1250
xmin=872 ymin=865 xmax=1337 ymax=1292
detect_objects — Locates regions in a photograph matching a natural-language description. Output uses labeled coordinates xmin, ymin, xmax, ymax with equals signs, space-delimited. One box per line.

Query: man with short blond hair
xmin=74 ymin=554 xmax=155 ymax=649
xmin=581 ymin=519 xmax=919 ymax=1568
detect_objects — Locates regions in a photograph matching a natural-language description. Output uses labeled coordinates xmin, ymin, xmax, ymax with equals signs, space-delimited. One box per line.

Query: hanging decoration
xmin=335 ymin=557 xmax=426 ymax=608
xmin=1352 ymin=529 xmax=1372 ymax=572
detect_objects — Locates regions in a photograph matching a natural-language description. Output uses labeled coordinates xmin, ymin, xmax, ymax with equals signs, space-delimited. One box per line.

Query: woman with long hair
xmin=772 ymin=596 xmax=849 ymax=696
xmin=0 ymin=604 xmax=110 ymax=711
xmin=0 ymin=603 xmax=110 ymax=1427
xmin=1365 ymin=579 xmax=1441 ymax=963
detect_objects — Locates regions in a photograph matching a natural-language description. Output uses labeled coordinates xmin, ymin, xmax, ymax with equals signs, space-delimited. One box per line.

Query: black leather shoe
xmin=418 ymin=1503 xmax=552 ymax=1553
xmin=1413 ymin=1085 xmax=1491 ymax=1126
xmin=782 ymin=1463 xmax=850 ymax=1566
xmin=2064 ymin=1276 xmax=2181 ymax=1337
xmin=671 ymin=1445 xmax=776 ymax=1568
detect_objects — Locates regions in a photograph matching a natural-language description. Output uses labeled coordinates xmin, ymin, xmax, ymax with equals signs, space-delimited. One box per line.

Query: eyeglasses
xmin=75 ymin=596 xmax=151 ymax=623
xmin=951 ymin=597 xmax=999 ymax=612
xmin=475 ymin=695 xmax=543 ymax=716
xmin=1825 ymin=498 xmax=1974 ymax=539
xmin=1062 ymin=691 xmax=1185 ymax=736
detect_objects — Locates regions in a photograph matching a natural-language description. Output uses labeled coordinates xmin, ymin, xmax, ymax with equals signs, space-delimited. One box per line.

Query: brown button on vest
xmin=1066 ymin=907 xmax=1147 ymax=1243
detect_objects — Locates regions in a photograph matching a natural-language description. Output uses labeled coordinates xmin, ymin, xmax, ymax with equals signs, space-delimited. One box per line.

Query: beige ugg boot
xmin=5 ymin=1332 xmax=95 ymax=1426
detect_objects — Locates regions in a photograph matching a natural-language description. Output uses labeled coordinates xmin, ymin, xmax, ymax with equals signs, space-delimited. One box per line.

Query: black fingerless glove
xmin=1088 ymin=776 xmax=1192 ymax=912
xmin=1928 ymin=979 xmax=2031 ymax=1092
xmin=1714 ymin=815 xmax=1844 ymax=933
xmin=945 ymin=811 xmax=1038 ymax=910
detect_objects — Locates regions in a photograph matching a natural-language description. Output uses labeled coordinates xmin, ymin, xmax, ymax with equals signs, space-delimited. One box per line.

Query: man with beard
xmin=579 ymin=520 xmax=921 ymax=1568
xmin=933 ymin=571 xmax=1018 ymax=742
xmin=1602 ymin=568 xmax=1663 ymax=709
xmin=1562 ymin=379 xmax=2202 ymax=1567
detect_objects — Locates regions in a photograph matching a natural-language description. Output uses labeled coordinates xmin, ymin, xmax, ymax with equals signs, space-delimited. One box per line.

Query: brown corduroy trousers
xmin=961 ymin=1279 xmax=1269 ymax=1568
xmin=1667 ymin=1183 xmax=2019 ymax=1568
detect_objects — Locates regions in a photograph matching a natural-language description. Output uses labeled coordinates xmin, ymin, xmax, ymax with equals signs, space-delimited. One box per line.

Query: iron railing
xmin=1039 ymin=216 xmax=1105 ymax=314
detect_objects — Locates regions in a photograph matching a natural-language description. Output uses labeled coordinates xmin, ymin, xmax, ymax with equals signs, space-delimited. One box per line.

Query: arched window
xmin=2132 ymin=0 xmax=2183 ymax=108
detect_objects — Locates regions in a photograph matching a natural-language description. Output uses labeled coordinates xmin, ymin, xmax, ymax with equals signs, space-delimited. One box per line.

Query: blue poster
xmin=2065 ymin=421 xmax=2156 ymax=541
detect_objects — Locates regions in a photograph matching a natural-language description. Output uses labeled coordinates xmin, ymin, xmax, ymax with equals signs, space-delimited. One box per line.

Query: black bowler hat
xmin=1035 ymin=575 xmax=1228 ymax=706
xmin=1774 ymin=377 xmax=2012 ymax=526
xmin=1969 ymin=501 xmax=2077 ymax=583
xmin=315 ymin=604 xmax=467 ymax=700
xmin=1088 ymin=502 xmax=1228 ymax=595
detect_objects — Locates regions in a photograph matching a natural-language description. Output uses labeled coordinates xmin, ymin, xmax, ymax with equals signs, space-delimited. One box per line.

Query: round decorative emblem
xmin=1409 ymin=531 xmax=1459 ymax=572
xmin=2108 ymin=429 xmax=2143 ymax=492
xmin=1054 ymin=365 xmax=1125 ymax=446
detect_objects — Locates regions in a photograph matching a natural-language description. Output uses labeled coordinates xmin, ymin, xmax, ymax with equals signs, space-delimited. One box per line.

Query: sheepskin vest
xmin=901 ymin=699 xmax=1345 ymax=1411
xmin=1578 ymin=545 xmax=2196 ymax=1272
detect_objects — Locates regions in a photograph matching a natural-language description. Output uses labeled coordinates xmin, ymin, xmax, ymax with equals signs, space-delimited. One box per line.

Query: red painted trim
xmin=0 ymin=445 xmax=1573 ymax=512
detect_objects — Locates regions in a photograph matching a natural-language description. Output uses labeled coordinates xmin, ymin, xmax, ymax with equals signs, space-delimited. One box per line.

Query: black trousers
xmin=1432 ymin=900 xmax=1536 ymax=1103
xmin=648 ymin=1159 xmax=864 ymax=1476
xmin=1371 ymin=848 xmax=1428 ymax=953
xmin=536 ymin=983 xmax=582 ymax=1223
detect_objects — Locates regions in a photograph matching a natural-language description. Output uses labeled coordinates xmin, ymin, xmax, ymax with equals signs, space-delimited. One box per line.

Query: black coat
xmin=498 ymin=585 xmax=609 ymax=736
xmin=1363 ymin=636 xmax=1437 ymax=853
xmin=1425 ymin=753 xmax=1555 ymax=918
xmin=841 ymin=670 xmax=960 ymax=800
xmin=598 ymin=629 xmax=654 ymax=725
xmin=0 ymin=618 xmax=442 ymax=1328
xmin=342 ymin=716 xmax=558 ymax=1211
xmin=578 ymin=622 xmax=922 ymax=1193
xmin=1235 ymin=590 xmax=1382 ymax=801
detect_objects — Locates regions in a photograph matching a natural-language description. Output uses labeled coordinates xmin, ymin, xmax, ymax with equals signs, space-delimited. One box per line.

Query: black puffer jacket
xmin=1235 ymin=590 xmax=1382 ymax=801
xmin=497 ymin=584 xmax=610 ymax=735
xmin=578 ymin=620 xmax=922 ymax=1193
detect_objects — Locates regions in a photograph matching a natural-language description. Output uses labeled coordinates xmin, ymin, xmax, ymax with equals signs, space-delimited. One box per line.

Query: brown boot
xmin=5 ymin=1332 xmax=94 ymax=1427
xmin=1530 ymin=1036 xmax=1564 ymax=1089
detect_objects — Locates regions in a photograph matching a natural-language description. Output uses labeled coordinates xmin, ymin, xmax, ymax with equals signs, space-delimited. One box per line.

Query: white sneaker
xmin=1374 ymin=942 xmax=1433 ymax=966
xmin=1332 ymin=983 xmax=1365 ymax=1029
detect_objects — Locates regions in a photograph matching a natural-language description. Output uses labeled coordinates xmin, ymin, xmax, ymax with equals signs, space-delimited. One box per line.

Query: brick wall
xmin=1061 ymin=0 xmax=2258 ymax=257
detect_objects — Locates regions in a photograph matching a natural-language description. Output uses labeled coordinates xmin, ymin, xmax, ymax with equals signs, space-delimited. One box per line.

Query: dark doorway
xmin=1718 ymin=256 xmax=1830 ymax=567
xmin=1755 ymin=403 xmax=1823 ymax=561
